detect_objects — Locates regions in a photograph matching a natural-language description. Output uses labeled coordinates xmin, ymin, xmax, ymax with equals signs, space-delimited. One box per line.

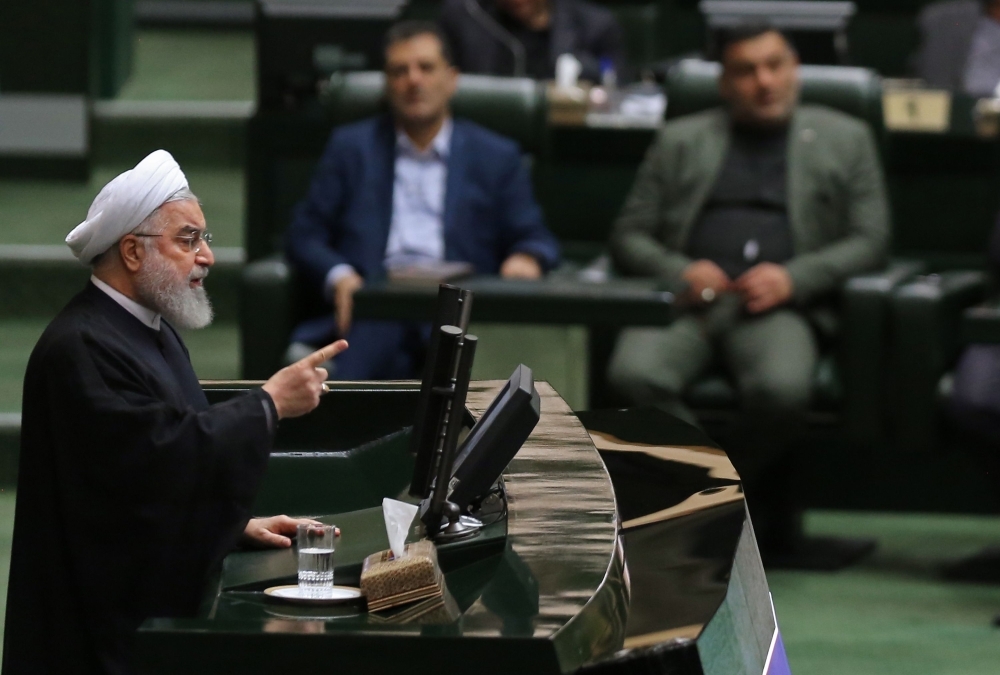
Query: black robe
xmin=2 ymin=282 xmax=275 ymax=675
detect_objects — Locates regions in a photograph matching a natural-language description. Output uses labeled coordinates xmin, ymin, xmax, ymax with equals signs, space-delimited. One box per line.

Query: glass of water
xmin=297 ymin=523 xmax=336 ymax=598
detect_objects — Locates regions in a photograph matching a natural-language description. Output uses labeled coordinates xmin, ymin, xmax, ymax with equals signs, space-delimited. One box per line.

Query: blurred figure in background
xmin=606 ymin=24 xmax=890 ymax=566
xmin=285 ymin=21 xmax=560 ymax=380
xmin=439 ymin=0 xmax=624 ymax=82
xmin=914 ymin=0 xmax=1000 ymax=97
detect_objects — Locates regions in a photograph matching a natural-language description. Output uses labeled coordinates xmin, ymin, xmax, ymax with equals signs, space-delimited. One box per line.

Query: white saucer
xmin=264 ymin=585 xmax=363 ymax=606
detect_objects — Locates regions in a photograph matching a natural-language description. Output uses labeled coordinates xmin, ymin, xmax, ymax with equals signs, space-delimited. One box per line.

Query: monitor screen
xmin=448 ymin=364 xmax=540 ymax=512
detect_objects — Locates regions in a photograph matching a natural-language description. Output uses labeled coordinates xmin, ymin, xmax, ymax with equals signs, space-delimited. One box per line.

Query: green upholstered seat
xmin=686 ymin=353 xmax=843 ymax=412
xmin=665 ymin=59 xmax=884 ymax=131
xmin=961 ymin=298 xmax=1000 ymax=344
xmin=321 ymin=71 xmax=547 ymax=153
xmin=890 ymin=271 xmax=990 ymax=453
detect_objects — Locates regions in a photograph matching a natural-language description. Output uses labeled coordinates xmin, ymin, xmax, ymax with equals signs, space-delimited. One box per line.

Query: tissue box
xmin=368 ymin=590 xmax=461 ymax=624
xmin=361 ymin=540 xmax=445 ymax=613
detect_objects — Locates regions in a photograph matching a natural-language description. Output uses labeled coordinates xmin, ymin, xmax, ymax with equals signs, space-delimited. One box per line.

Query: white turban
xmin=66 ymin=149 xmax=189 ymax=265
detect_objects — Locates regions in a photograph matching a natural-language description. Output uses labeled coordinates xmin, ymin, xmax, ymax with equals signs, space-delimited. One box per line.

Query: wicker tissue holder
xmin=360 ymin=540 xmax=445 ymax=613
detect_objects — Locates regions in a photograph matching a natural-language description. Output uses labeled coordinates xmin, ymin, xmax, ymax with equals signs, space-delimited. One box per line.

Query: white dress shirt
xmin=325 ymin=119 xmax=453 ymax=295
xmin=91 ymin=275 xmax=161 ymax=330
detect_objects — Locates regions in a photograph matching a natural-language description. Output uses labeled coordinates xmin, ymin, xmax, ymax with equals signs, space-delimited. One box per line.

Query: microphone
xmin=462 ymin=0 xmax=527 ymax=77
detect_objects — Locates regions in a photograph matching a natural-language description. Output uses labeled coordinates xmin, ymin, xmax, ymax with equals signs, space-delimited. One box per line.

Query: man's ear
xmin=119 ymin=235 xmax=145 ymax=273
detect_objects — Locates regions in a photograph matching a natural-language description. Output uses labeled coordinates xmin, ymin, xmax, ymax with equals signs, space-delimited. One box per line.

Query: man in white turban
xmin=3 ymin=150 xmax=348 ymax=675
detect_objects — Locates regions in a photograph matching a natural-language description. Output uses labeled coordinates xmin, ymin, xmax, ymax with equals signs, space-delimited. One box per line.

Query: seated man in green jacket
xmin=607 ymin=24 xmax=890 ymax=564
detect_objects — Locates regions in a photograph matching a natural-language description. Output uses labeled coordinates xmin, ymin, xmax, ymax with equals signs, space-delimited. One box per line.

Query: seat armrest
xmin=839 ymin=258 xmax=926 ymax=446
xmin=890 ymin=270 xmax=989 ymax=453
xmin=962 ymin=298 xmax=1000 ymax=345
xmin=240 ymin=256 xmax=294 ymax=379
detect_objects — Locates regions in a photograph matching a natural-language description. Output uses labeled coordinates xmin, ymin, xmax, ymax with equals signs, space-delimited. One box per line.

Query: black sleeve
xmin=31 ymin=327 xmax=278 ymax=633
xmin=50 ymin=329 xmax=273 ymax=511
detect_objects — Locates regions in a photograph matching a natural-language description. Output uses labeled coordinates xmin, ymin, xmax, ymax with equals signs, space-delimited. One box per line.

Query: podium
xmin=135 ymin=381 xmax=790 ymax=675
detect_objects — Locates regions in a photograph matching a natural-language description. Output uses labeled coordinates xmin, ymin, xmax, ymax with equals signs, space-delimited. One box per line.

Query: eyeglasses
xmin=134 ymin=230 xmax=213 ymax=254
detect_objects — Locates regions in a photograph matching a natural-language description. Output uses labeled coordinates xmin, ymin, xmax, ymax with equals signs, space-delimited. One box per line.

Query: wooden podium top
xmin=463 ymin=382 xmax=620 ymax=646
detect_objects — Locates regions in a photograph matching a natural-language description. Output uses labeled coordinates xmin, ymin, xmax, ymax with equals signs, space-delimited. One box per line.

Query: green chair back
xmin=321 ymin=71 xmax=547 ymax=153
xmin=665 ymin=59 xmax=883 ymax=132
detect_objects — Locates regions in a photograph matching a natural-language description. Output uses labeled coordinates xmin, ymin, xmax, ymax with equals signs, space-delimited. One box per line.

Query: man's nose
xmin=756 ymin=67 xmax=776 ymax=89
xmin=196 ymin=240 xmax=215 ymax=267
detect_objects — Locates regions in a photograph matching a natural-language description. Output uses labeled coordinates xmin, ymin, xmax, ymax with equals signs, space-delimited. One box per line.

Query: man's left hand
xmin=500 ymin=253 xmax=542 ymax=279
xmin=734 ymin=263 xmax=794 ymax=314
xmin=242 ymin=515 xmax=341 ymax=549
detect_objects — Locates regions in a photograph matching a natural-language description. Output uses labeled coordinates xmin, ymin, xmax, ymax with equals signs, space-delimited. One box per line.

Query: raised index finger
xmin=300 ymin=340 xmax=349 ymax=367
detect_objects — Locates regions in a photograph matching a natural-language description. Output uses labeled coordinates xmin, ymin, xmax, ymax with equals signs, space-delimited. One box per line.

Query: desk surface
xmin=136 ymin=382 xmax=624 ymax=675
xmin=136 ymin=382 xmax=777 ymax=675
xmin=353 ymin=276 xmax=677 ymax=326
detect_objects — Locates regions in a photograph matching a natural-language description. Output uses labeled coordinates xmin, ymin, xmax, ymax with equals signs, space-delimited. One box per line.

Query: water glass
xmin=297 ymin=523 xmax=336 ymax=598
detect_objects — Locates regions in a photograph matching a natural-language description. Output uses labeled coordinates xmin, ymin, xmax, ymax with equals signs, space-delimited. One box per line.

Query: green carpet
xmin=0 ymin=323 xmax=45 ymax=412
xmin=770 ymin=511 xmax=1000 ymax=675
xmin=0 ymin=320 xmax=240 ymax=412
xmin=0 ymin=28 xmax=250 ymax=247
xmin=118 ymin=29 xmax=254 ymax=101
xmin=0 ymin=165 xmax=244 ymax=248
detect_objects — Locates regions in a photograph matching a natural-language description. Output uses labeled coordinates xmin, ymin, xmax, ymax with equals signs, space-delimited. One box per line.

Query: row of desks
xmin=353 ymin=276 xmax=677 ymax=327
xmin=136 ymin=382 xmax=782 ymax=675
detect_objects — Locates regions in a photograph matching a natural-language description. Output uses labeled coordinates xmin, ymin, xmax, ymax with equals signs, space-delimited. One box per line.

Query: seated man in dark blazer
xmin=607 ymin=24 xmax=890 ymax=564
xmin=439 ymin=0 xmax=624 ymax=83
xmin=286 ymin=21 xmax=561 ymax=380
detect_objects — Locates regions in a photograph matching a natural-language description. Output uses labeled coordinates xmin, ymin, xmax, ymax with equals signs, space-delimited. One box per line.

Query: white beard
xmin=135 ymin=248 xmax=214 ymax=330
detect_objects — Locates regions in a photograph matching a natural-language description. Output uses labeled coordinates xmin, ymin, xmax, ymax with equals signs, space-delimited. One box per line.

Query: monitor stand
xmin=433 ymin=501 xmax=483 ymax=543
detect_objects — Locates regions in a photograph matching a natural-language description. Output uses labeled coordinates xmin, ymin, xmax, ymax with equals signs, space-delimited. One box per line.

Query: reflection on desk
xmin=136 ymin=382 xmax=623 ymax=674
xmin=135 ymin=382 xmax=787 ymax=675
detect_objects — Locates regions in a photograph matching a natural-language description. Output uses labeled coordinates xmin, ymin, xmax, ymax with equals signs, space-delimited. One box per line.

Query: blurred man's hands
xmin=242 ymin=515 xmax=341 ymax=549
xmin=262 ymin=340 xmax=348 ymax=419
xmin=734 ymin=263 xmax=794 ymax=314
xmin=500 ymin=253 xmax=542 ymax=279
xmin=682 ymin=259 xmax=732 ymax=305
xmin=333 ymin=271 xmax=364 ymax=337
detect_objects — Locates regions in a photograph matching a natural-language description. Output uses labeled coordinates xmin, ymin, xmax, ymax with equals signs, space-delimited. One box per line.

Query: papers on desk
xmin=974 ymin=98 xmax=1000 ymax=138
xmin=882 ymin=82 xmax=951 ymax=133
xmin=586 ymin=90 xmax=666 ymax=129
xmin=549 ymin=82 xmax=667 ymax=128
xmin=386 ymin=261 xmax=473 ymax=284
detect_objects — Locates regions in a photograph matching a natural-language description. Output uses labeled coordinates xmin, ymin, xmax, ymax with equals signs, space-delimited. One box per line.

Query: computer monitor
xmin=447 ymin=364 xmax=540 ymax=513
